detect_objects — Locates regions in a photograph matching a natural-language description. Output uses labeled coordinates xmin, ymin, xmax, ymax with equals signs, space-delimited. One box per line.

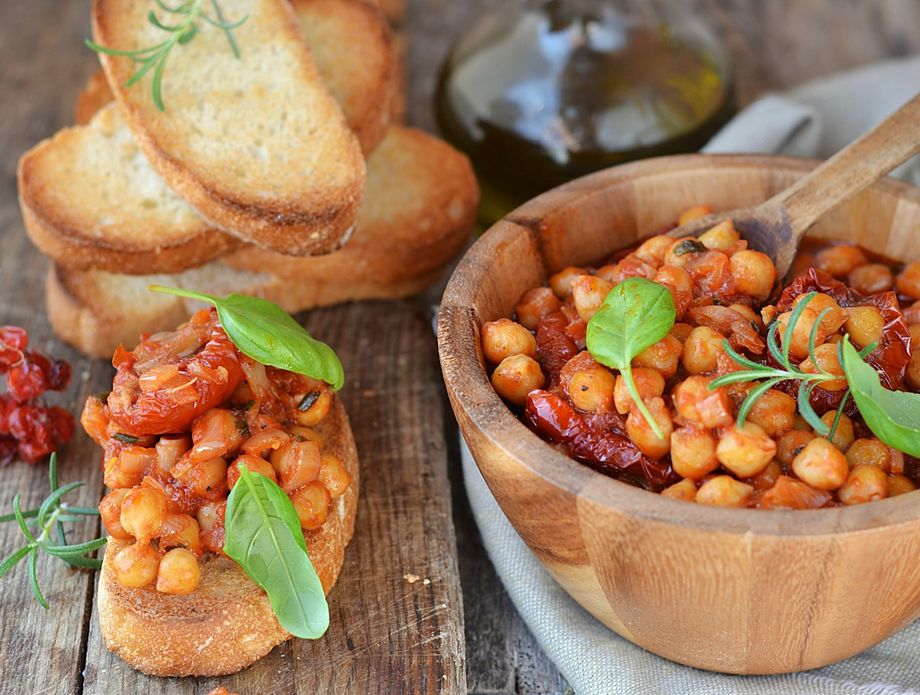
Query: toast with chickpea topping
xmin=83 ymin=308 xmax=358 ymax=676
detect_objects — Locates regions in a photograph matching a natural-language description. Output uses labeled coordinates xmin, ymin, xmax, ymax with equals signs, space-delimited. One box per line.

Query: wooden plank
xmin=82 ymin=301 xmax=466 ymax=694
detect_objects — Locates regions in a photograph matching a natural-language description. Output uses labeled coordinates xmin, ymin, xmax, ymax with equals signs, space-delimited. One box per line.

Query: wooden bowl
xmin=437 ymin=154 xmax=920 ymax=675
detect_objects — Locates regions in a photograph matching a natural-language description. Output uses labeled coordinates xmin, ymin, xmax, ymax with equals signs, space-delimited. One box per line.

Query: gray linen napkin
xmin=460 ymin=55 xmax=920 ymax=695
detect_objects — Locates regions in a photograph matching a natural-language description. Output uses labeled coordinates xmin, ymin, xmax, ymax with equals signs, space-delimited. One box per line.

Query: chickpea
xmin=728 ymin=303 xmax=762 ymax=327
xmin=120 ymin=487 xmax=167 ymax=542
xmin=663 ymin=237 xmax=703 ymax=268
xmin=682 ymin=326 xmax=726 ymax=374
xmin=776 ymin=429 xmax=815 ymax=467
xmin=515 ymin=287 xmax=561 ymax=330
xmin=889 ymin=474 xmax=917 ymax=496
xmin=634 ymin=235 xmax=674 ymax=265
xmin=661 ymin=478 xmax=697 ymax=502
xmin=227 ymin=453 xmax=278 ymax=488
xmin=848 ymin=264 xmax=893 ymax=295
xmin=716 ymin=422 xmax=776 ymax=478
xmin=671 ymin=426 xmax=719 ymax=480
xmin=99 ymin=488 xmax=132 ymax=541
xmin=776 ymin=308 xmax=829 ymax=360
xmin=290 ymin=481 xmax=332 ymax=531
xmin=104 ymin=452 xmax=148 ymax=489
xmin=270 ymin=440 xmax=322 ymax=493
xmin=815 ymin=244 xmax=867 ymax=277
xmin=678 ymin=205 xmax=713 ymax=227
xmin=625 ymin=397 xmax=673 ymax=459
xmin=319 ymin=454 xmax=352 ymax=498
xmin=179 ymin=457 xmax=228 ymax=497
xmin=568 ymin=366 xmax=617 ymax=413
xmin=672 ymin=376 xmax=734 ymax=429
xmin=838 ymin=464 xmax=889 ymax=505
xmin=696 ymin=476 xmax=753 ymax=507
xmin=481 ymin=319 xmax=537 ymax=364
xmin=818 ymin=412 xmax=854 ymax=451
xmin=747 ymin=389 xmax=796 ymax=437
xmin=548 ymin=266 xmax=587 ymax=299
xmin=158 ymin=513 xmax=202 ymax=556
xmin=760 ymin=475 xmax=831 ymax=510
xmin=571 ymin=275 xmax=614 ymax=321
xmin=491 ymin=354 xmax=545 ymax=406
xmin=156 ymin=548 xmax=201 ymax=595
xmin=846 ymin=438 xmax=891 ymax=472
xmin=698 ymin=219 xmax=738 ymax=251
xmin=632 ymin=335 xmax=682 ymax=378
xmin=799 ymin=343 xmax=847 ymax=391
xmin=196 ymin=501 xmax=225 ymax=533
xmin=597 ymin=257 xmax=656 ymax=285
xmin=791 ymin=438 xmax=848 ymax=490
xmin=792 ymin=293 xmax=848 ymax=334
xmin=113 ymin=542 xmax=161 ymax=588
xmin=730 ymin=250 xmax=776 ymax=301
xmin=295 ymin=388 xmax=333 ymax=427
xmin=844 ymin=306 xmax=884 ymax=349
xmin=897 ymin=261 xmax=920 ymax=299
xmin=613 ymin=368 xmax=665 ymax=415
xmin=653 ymin=265 xmax=693 ymax=318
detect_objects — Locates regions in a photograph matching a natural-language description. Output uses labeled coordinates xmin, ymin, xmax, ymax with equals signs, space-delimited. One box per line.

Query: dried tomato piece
xmin=535 ymin=312 xmax=578 ymax=388
xmin=525 ymin=390 xmax=679 ymax=491
xmin=8 ymin=404 xmax=74 ymax=463
xmin=0 ymin=435 xmax=16 ymax=466
xmin=107 ymin=314 xmax=244 ymax=437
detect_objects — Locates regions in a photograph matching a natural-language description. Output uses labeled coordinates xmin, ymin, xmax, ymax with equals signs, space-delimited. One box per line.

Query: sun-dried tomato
xmin=525 ymin=390 xmax=679 ymax=491
xmin=535 ymin=312 xmax=578 ymax=388
xmin=8 ymin=404 xmax=74 ymax=463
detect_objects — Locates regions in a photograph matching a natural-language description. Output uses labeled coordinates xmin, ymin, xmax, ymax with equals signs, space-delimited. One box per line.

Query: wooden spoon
xmin=668 ymin=92 xmax=920 ymax=278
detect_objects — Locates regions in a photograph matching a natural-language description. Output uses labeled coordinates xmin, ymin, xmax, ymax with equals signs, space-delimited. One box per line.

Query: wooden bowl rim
xmin=439 ymin=153 xmax=920 ymax=538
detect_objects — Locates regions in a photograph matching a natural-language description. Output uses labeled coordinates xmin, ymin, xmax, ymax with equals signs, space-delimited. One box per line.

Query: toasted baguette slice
xmin=20 ymin=105 xmax=243 ymax=274
xmin=78 ymin=0 xmax=396 ymax=155
xmin=46 ymin=127 xmax=479 ymax=358
xmin=99 ymin=397 xmax=359 ymax=677
xmin=93 ymin=0 xmax=365 ymax=255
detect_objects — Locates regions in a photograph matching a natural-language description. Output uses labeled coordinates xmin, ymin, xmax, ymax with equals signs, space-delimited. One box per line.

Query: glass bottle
xmin=436 ymin=0 xmax=734 ymax=223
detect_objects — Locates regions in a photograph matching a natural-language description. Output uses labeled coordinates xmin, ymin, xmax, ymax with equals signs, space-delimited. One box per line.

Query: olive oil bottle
xmin=436 ymin=0 xmax=734 ymax=223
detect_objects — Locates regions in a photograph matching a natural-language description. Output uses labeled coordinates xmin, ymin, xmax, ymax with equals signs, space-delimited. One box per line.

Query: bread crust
xmin=92 ymin=0 xmax=366 ymax=256
xmin=98 ymin=397 xmax=359 ymax=677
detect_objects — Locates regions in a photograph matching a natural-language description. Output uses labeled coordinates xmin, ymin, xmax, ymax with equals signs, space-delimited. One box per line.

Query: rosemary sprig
xmin=86 ymin=0 xmax=249 ymax=112
xmin=0 ymin=454 xmax=106 ymax=608
xmin=710 ymin=292 xmax=874 ymax=439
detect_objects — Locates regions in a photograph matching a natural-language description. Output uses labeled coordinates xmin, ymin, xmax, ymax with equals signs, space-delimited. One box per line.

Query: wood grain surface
xmin=0 ymin=0 xmax=918 ymax=692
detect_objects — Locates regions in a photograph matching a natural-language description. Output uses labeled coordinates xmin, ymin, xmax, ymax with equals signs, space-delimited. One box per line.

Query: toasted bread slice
xmin=93 ymin=0 xmax=366 ymax=255
xmin=20 ymin=105 xmax=243 ymax=274
xmin=46 ymin=127 xmax=479 ymax=358
xmin=78 ymin=0 xmax=396 ymax=155
xmin=98 ymin=397 xmax=359 ymax=677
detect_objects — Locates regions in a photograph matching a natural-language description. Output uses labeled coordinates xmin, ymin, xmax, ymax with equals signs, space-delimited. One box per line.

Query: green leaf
xmin=149 ymin=286 xmax=344 ymax=390
xmin=781 ymin=291 xmax=816 ymax=368
xmin=223 ymin=465 xmax=329 ymax=639
xmin=841 ymin=337 xmax=920 ymax=456
xmin=797 ymin=381 xmax=827 ymax=435
xmin=28 ymin=552 xmax=48 ymax=609
xmin=586 ymin=278 xmax=676 ymax=438
xmin=736 ymin=377 xmax=785 ymax=427
xmin=0 ymin=546 xmax=33 ymax=578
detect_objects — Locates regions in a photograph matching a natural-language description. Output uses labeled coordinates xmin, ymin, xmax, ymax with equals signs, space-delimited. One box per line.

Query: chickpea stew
xmin=482 ymin=205 xmax=920 ymax=509
xmin=83 ymin=308 xmax=352 ymax=595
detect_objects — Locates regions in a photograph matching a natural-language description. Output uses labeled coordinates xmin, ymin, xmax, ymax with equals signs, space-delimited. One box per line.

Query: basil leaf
xmin=149 ymin=286 xmax=344 ymax=390
xmin=840 ymin=337 xmax=920 ymax=457
xmin=223 ymin=465 xmax=329 ymax=639
xmin=586 ymin=277 xmax=676 ymax=438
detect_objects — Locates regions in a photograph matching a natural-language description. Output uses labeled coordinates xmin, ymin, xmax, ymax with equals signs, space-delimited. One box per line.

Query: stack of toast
xmin=19 ymin=0 xmax=478 ymax=358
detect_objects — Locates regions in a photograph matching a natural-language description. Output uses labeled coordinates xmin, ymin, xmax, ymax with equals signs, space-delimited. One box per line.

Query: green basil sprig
xmin=840 ymin=337 xmax=920 ymax=457
xmin=223 ymin=464 xmax=329 ymax=639
xmin=586 ymin=277 xmax=676 ymax=438
xmin=150 ymin=286 xmax=344 ymax=390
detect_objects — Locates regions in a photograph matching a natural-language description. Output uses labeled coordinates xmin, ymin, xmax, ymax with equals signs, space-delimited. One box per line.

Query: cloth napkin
xmin=460 ymin=55 xmax=920 ymax=695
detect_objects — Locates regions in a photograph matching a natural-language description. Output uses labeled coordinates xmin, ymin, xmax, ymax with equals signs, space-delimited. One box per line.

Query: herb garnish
xmin=840 ymin=337 xmax=920 ymax=457
xmin=150 ymin=286 xmax=345 ymax=390
xmin=223 ymin=464 xmax=329 ymax=638
xmin=709 ymin=292 xmax=861 ymax=437
xmin=0 ymin=454 xmax=105 ymax=608
xmin=586 ymin=278 xmax=676 ymax=438
xmin=87 ymin=0 xmax=249 ymax=112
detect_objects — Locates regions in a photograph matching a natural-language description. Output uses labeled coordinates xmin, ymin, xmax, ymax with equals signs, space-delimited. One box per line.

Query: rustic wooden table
xmin=1 ymin=1 xmax=918 ymax=694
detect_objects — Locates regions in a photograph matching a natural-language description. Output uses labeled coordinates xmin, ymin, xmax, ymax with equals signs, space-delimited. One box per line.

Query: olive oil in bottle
xmin=436 ymin=0 xmax=734 ymax=223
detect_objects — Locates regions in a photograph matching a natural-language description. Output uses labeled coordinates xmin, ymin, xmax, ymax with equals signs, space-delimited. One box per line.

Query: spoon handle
xmin=767 ymin=92 xmax=920 ymax=239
